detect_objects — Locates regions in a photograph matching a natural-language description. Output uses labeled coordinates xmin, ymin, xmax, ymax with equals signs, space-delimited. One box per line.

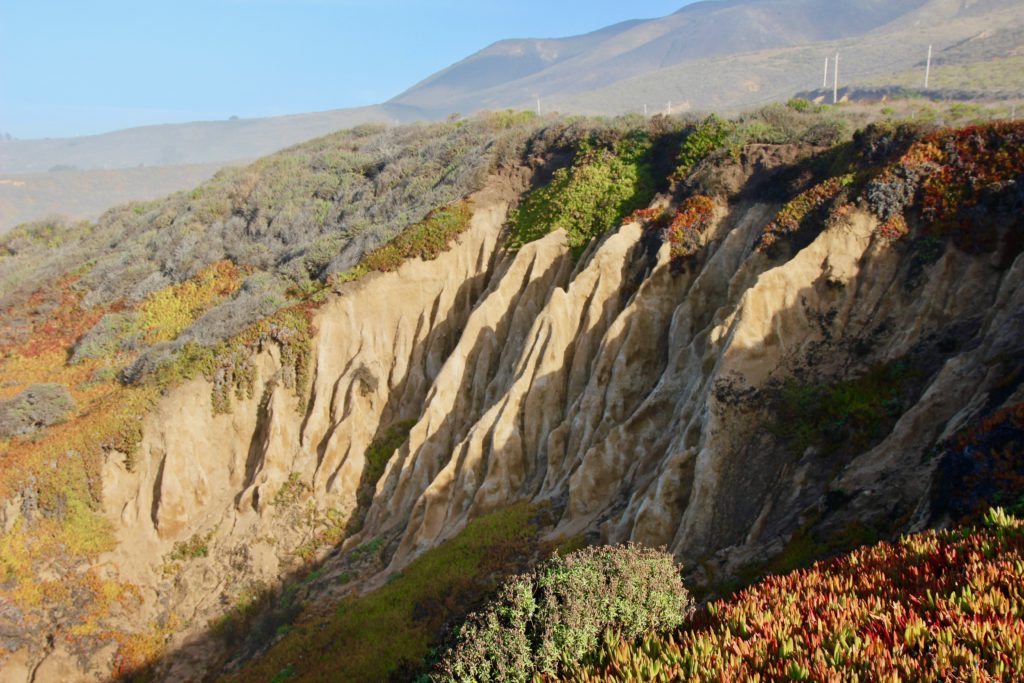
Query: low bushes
xmin=757 ymin=174 xmax=854 ymax=253
xmin=0 ymin=383 xmax=76 ymax=438
xmin=435 ymin=545 xmax=692 ymax=682
xmin=865 ymin=121 xmax=1024 ymax=259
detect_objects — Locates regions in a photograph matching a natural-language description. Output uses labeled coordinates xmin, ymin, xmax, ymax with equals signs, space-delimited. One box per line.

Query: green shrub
xmin=435 ymin=544 xmax=692 ymax=681
xmin=507 ymin=132 xmax=656 ymax=255
xmin=675 ymin=115 xmax=735 ymax=178
xmin=360 ymin=203 xmax=472 ymax=273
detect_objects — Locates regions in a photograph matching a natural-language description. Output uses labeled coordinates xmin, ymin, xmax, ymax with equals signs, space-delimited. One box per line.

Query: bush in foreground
xmin=435 ymin=544 xmax=693 ymax=682
xmin=562 ymin=509 xmax=1024 ymax=682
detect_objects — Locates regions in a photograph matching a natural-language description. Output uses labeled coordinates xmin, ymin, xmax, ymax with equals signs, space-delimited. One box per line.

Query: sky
xmin=0 ymin=0 xmax=693 ymax=140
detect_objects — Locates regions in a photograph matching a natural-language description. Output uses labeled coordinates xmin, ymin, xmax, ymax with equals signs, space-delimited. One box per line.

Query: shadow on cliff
xmin=116 ymin=181 xmax=1019 ymax=681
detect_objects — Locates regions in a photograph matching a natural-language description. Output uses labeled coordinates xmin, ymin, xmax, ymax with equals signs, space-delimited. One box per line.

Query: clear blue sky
xmin=1 ymin=0 xmax=692 ymax=139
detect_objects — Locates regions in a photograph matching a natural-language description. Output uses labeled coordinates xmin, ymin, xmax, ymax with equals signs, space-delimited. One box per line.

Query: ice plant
xmin=561 ymin=510 xmax=1024 ymax=682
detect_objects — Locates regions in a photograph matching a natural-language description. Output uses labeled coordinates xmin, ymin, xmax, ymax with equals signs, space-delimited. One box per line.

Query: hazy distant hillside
xmin=0 ymin=163 xmax=230 ymax=229
xmin=0 ymin=105 xmax=411 ymax=175
xmin=551 ymin=1 xmax=1024 ymax=115
xmin=389 ymin=0 xmax=933 ymax=115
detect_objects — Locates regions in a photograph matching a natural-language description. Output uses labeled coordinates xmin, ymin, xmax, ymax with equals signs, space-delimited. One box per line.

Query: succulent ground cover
xmin=561 ymin=509 xmax=1024 ymax=682
xmin=755 ymin=120 xmax=1024 ymax=261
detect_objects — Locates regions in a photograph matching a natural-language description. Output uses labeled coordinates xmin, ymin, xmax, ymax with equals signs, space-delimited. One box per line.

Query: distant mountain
xmin=0 ymin=105 xmax=413 ymax=175
xmin=389 ymin=0 xmax=936 ymax=115
xmin=10 ymin=0 xmax=1022 ymax=178
xmin=550 ymin=0 xmax=1024 ymax=115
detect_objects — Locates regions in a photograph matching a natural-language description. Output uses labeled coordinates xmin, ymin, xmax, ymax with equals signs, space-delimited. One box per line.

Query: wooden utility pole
xmin=833 ymin=53 xmax=840 ymax=104
xmin=924 ymin=45 xmax=932 ymax=89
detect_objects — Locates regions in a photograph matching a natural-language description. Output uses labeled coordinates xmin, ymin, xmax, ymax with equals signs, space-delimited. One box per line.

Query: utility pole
xmin=823 ymin=57 xmax=829 ymax=89
xmin=644 ymin=103 xmax=648 ymax=117
xmin=1012 ymin=104 xmax=1017 ymax=121
xmin=833 ymin=53 xmax=840 ymax=104
xmin=924 ymin=45 xmax=932 ymax=89
xmin=536 ymin=98 xmax=541 ymax=116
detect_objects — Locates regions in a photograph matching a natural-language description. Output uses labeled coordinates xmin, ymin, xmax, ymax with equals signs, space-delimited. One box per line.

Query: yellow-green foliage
xmin=167 ymin=531 xmax=214 ymax=562
xmin=272 ymin=472 xmax=309 ymax=508
xmin=138 ymin=260 xmax=244 ymax=343
xmin=224 ymin=504 xmax=541 ymax=682
xmin=360 ymin=202 xmax=473 ymax=272
xmin=675 ymin=115 xmax=736 ymax=178
xmin=508 ymin=132 xmax=656 ymax=254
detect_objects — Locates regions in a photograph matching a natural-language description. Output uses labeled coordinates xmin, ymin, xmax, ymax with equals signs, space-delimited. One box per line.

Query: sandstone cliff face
xmin=17 ymin=161 xmax=1020 ymax=679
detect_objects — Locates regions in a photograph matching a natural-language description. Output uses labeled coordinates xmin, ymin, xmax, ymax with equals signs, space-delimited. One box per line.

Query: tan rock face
xmin=16 ymin=171 xmax=1020 ymax=680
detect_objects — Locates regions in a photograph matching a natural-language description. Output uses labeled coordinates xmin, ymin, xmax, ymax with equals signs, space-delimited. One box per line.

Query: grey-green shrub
xmin=0 ymin=384 xmax=76 ymax=438
xmin=435 ymin=544 xmax=693 ymax=682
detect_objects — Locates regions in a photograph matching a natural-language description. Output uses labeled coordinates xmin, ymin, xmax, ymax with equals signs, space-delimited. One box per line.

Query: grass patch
xmin=224 ymin=503 xmax=542 ymax=682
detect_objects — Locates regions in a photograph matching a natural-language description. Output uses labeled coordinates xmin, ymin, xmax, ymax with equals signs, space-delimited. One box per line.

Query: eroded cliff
xmin=3 ymin=120 xmax=1022 ymax=682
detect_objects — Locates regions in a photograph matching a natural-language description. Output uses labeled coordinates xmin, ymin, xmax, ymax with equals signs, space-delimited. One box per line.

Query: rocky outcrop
xmin=369 ymin=199 xmax=1023 ymax=589
xmin=21 ymin=160 xmax=1018 ymax=680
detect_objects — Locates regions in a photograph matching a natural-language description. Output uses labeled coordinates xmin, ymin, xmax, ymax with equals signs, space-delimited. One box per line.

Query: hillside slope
xmin=0 ymin=163 xmax=230 ymax=229
xmin=390 ymin=0 xmax=1024 ymax=117
xmin=0 ymin=106 xmax=416 ymax=175
xmin=390 ymin=0 xmax=933 ymax=115
xmin=0 ymin=111 xmax=1021 ymax=681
